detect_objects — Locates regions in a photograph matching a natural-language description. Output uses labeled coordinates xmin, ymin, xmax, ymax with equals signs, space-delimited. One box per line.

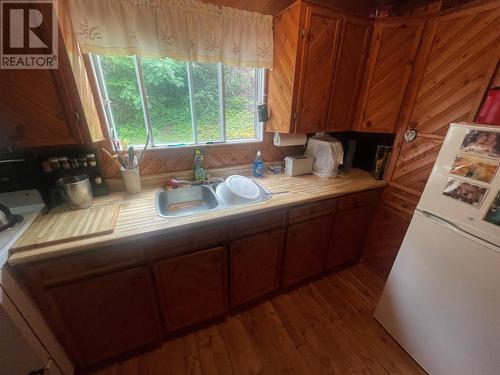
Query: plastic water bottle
xmin=253 ymin=151 xmax=264 ymax=177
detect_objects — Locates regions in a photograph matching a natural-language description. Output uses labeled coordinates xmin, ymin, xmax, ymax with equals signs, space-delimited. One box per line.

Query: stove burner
xmin=0 ymin=214 xmax=24 ymax=232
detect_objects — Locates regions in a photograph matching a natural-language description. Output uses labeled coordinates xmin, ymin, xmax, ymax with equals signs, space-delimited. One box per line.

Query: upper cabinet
xmin=268 ymin=1 xmax=365 ymax=134
xmin=0 ymin=0 xmax=104 ymax=148
xmin=326 ymin=16 xmax=371 ymax=132
xmin=354 ymin=18 xmax=425 ymax=133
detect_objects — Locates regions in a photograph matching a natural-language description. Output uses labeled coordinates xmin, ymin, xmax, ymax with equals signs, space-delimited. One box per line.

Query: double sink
xmin=155 ymin=180 xmax=272 ymax=218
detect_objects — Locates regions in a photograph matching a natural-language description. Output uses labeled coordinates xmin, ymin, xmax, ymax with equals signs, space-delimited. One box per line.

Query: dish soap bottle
xmin=193 ymin=149 xmax=206 ymax=181
xmin=253 ymin=151 xmax=264 ymax=177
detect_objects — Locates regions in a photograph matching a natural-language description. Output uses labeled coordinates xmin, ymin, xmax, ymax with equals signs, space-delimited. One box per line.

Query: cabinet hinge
xmin=74 ymin=111 xmax=80 ymax=122
xmin=292 ymin=112 xmax=297 ymax=121
xmin=301 ymin=28 xmax=307 ymax=39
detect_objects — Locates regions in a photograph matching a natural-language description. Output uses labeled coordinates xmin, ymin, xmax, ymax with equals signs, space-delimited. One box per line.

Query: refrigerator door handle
xmin=418 ymin=209 xmax=500 ymax=252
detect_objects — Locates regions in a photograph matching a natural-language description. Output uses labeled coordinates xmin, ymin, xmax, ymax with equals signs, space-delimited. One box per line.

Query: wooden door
xmin=327 ymin=16 xmax=371 ymax=132
xmin=326 ymin=206 xmax=370 ymax=269
xmin=229 ymin=229 xmax=283 ymax=308
xmin=295 ymin=5 xmax=342 ymax=133
xmin=282 ymin=215 xmax=333 ymax=286
xmin=387 ymin=2 xmax=500 ymax=195
xmin=48 ymin=267 xmax=162 ymax=366
xmin=153 ymin=247 xmax=227 ymax=331
xmin=355 ymin=18 xmax=425 ymax=133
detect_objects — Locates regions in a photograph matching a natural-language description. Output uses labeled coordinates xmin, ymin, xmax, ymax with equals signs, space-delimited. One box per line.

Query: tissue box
xmin=284 ymin=155 xmax=314 ymax=177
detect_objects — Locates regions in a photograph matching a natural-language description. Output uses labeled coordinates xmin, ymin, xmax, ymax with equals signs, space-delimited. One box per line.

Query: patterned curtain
xmin=67 ymin=0 xmax=273 ymax=68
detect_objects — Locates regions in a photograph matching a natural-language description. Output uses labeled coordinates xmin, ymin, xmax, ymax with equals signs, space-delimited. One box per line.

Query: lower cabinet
xmin=281 ymin=215 xmax=334 ymax=286
xmin=229 ymin=229 xmax=284 ymax=308
xmin=48 ymin=266 xmax=162 ymax=366
xmin=153 ymin=246 xmax=227 ymax=331
xmin=326 ymin=205 xmax=370 ymax=269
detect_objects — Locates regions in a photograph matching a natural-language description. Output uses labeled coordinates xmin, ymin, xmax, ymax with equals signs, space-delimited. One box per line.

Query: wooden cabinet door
xmin=229 ymin=229 xmax=284 ymax=308
xmin=282 ymin=215 xmax=333 ymax=286
xmin=0 ymin=69 xmax=83 ymax=147
xmin=386 ymin=3 xmax=500 ymax=195
xmin=326 ymin=206 xmax=370 ymax=269
xmin=327 ymin=16 xmax=371 ymax=132
xmin=154 ymin=247 xmax=227 ymax=331
xmin=295 ymin=5 xmax=342 ymax=133
xmin=48 ymin=267 xmax=161 ymax=366
xmin=355 ymin=19 xmax=425 ymax=133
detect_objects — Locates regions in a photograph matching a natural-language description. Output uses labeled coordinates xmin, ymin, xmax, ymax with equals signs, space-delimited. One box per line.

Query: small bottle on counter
xmin=59 ymin=156 xmax=70 ymax=170
xmin=49 ymin=157 xmax=60 ymax=170
xmin=79 ymin=156 xmax=88 ymax=167
xmin=87 ymin=153 xmax=97 ymax=167
xmin=253 ymin=151 xmax=264 ymax=177
xmin=94 ymin=174 xmax=103 ymax=185
xmin=193 ymin=149 xmax=206 ymax=181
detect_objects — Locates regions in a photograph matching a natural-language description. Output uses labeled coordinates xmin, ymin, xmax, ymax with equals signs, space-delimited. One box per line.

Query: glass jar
xmin=59 ymin=156 xmax=70 ymax=170
xmin=87 ymin=153 xmax=97 ymax=167
xmin=79 ymin=157 xmax=88 ymax=167
xmin=49 ymin=157 xmax=60 ymax=170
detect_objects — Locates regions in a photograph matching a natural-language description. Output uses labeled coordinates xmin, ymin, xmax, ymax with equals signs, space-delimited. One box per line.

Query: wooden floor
xmin=92 ymin=264 xmax=425 ymax=375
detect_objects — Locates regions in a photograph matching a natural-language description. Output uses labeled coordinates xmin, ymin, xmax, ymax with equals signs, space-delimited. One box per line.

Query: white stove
xmin=0 ymin=190 xmax=46 ymax=266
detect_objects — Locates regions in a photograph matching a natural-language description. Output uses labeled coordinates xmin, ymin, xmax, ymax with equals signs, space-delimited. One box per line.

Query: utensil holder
xmin=121 ymin=168 xmax=142 ymax=194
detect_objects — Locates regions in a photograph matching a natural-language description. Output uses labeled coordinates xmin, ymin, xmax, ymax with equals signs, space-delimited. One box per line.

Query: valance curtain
xmin=67 ymin=0 xmax=273 ymax=68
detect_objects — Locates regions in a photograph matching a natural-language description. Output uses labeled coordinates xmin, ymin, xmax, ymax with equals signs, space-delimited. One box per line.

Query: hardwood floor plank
xmin=241 ymin=302 xmax=312 ymax=375
xmin=89 ymin=265 xmax=424 ymax=375
xmin=218 ymin=316 xmax=264 ymax=375
xmin=196 ymin=326 xmax=234 ymax=375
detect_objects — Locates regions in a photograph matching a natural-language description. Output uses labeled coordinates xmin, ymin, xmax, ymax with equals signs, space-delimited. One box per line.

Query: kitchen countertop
xmin=9 ymin=168 xmax=386 ymax=266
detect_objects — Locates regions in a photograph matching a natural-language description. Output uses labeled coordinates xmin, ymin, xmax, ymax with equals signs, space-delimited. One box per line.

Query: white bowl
xmin=216 ymin=175 xmax=260 ymax=205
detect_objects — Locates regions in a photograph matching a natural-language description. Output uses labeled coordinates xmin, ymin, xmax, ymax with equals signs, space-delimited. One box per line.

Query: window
xmin=91 ymin=55 xmax=265 ymax=147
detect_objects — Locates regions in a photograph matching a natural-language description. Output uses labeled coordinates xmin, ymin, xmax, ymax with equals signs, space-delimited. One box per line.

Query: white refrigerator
xmin=375 ymin=122 xmax=500 ymax=375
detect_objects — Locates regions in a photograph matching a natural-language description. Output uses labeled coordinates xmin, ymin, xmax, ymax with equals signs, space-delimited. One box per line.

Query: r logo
xmin=1 ymin=0 xmax=58 ymax=69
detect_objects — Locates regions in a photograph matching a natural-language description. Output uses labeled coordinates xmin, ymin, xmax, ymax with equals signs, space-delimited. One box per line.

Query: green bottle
xmin=193 ymin=149 xmax=206 ymax=181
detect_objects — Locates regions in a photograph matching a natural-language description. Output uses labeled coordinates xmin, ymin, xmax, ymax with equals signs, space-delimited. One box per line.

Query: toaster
xmin=284 ymin=155 xmax=314 ymax=177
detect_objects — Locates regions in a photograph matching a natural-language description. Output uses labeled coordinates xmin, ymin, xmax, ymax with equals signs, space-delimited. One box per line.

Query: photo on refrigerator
xmin=449 ymin=154 xmax=499 ymax=183
xmin=483 ymin=191 xmax=500 ymax=226
xmin=459 ymin=129 xmax=500 ymax=158
xmin=442 ymin=177 xmax=488 ymax=207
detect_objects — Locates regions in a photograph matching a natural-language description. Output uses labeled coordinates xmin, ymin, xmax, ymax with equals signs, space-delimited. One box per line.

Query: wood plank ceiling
xmin=201 ymin=0 xmax=432 ymax=15
xmin=201 ymin=0 xmax=373 ymax=15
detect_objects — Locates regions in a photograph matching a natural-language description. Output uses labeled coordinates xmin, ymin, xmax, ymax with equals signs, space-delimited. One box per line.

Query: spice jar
xmin=69 ymin=158 xmax=78 ymax=169
xmin=87 ymin=153 xmax=97 ymax=167
xmin=49 ymin=157 xmax=60 ymax=170
xmin=79 ymin=157 xmax=88 ymax=167
xmin=94 ymin=174 xmax=103 ymax=185
xmin=59 ymin=156 xmax=70 ymax=170
xmin=41 ymin=160 xmax=52 ymax=173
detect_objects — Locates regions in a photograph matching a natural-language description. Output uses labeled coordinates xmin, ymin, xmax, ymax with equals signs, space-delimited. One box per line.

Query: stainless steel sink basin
xmin=155 ymin=185 xmax=219 ymax=218
xmin=155 ymin=179 xmax=273 ymax=218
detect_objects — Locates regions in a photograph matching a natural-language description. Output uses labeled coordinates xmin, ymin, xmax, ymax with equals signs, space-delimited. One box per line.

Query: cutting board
xmin=13 ymin=204 xmax=120 ymax=251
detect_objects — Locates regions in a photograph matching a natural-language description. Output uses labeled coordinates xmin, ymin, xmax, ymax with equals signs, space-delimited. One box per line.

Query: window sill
xmin=120 ymin=139 xmax=264 ymax=151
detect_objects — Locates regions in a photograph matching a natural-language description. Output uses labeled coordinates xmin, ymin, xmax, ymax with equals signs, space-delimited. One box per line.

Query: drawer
xmin=29 ymin=242 xmax=145 ymax=286
xmin=229 ymin=210 xmax=285 ymax=239
xmin=288 ymin=198 xmax=337 ymax=224
xmin=146 ymin=223 xmax=226 ymax=260
xmin=338 ymin=190 xmax=377 ymax=211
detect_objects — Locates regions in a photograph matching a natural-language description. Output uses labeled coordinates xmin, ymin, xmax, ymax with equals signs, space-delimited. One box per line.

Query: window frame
xmin=90 ymin=54 xmax=265 ymax=148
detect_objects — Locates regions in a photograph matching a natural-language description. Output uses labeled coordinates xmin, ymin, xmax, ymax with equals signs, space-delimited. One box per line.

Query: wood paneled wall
xmin=99 ymin=132 xmax=304 ymax=178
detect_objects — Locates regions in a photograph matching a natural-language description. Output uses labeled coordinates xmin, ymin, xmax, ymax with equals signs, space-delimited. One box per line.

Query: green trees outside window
xmin=93 ymin=55 xmax=263 ymax=147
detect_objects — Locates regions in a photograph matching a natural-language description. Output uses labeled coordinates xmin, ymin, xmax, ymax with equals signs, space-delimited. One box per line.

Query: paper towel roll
xmin=273 ymin=132 xmax=307 ymax=147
